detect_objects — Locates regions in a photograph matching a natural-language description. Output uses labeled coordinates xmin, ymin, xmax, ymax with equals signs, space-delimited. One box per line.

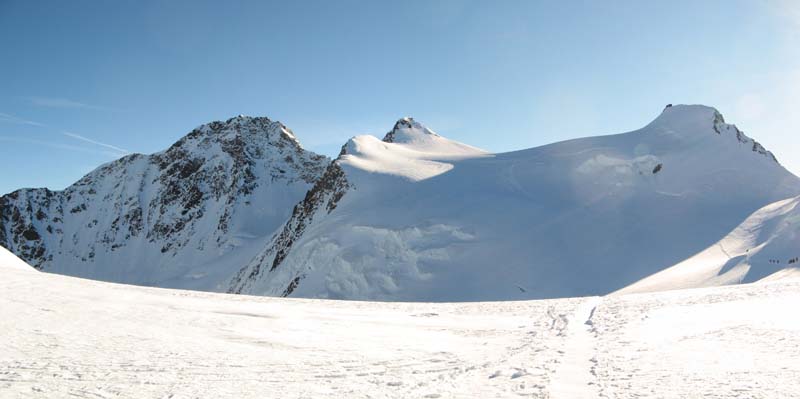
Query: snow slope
xmin=3 ymin=250 xmax=800 ymax=398
xmin=229 ymin=105 xmax=800 ymax=300
xmin=0 ymin=244 xmax=34 ymax=272
xmin=0 ymin=116 xmax=328 ymax=290
xmin=618 ymin=195 xmax=800 ymax=294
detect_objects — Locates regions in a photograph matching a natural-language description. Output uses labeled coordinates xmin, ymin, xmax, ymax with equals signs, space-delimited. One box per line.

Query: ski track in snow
xmin=549 ymin=297 xmax=602 ymax=398
xmin=3 ymin=262 xmax=800 ymax=398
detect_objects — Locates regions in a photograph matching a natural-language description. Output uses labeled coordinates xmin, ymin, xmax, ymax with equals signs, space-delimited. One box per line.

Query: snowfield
xmin=3 ymin=250 xmax=799 ymax=398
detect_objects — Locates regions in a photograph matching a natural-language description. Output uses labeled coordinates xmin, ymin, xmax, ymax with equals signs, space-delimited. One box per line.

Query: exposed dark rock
xmin=22 ymin=227 xmax=39 ymax=241
xmin=228 ymin=159 xmax=351 ymax=294
xmin=282 ymin=275 xmax=303 ymax=297
xmin=652 ymin=164 xmax=663 ymax=174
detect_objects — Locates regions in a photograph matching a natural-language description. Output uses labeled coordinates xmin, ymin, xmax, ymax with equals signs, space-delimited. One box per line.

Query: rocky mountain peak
xmin=182 ymin=115 xmax=302 ymax=152
xmin=383 ymin=117 xmax=438 ymax=143
xmin=0 ymin=115 xmax=330 ymax=281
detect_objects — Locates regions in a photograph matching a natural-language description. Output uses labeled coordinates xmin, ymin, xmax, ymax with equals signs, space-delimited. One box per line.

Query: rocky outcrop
xmin=382 ymin=117 xmax=438 ymax=143
xmin=712 ymin=110 xmax=778 ymax=163
xmin=227 ymin=155 xmax=351 ymax=295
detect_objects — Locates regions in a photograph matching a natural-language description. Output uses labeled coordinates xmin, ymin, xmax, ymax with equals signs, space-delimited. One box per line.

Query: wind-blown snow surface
xmin=3 ymin=254 xmax=800 ymax=398
xmin=230 ymin=106 xmax=800 ymax=301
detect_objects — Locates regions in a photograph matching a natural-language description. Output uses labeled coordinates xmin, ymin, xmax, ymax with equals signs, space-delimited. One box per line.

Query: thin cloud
xmin=0 ymin=112 xmax=46 ymax=127
xmin=28 ymin=96 xmax=117 ymax=111
xmin=63 ymin=132 xmax=129 ymax=154
xmin=769 ymin=0 xmax=800 ymax=38
xmin=0 ymin=136 xmax=124 ymax=158
xmin=780 ymin=0 xmax=800 ymax=25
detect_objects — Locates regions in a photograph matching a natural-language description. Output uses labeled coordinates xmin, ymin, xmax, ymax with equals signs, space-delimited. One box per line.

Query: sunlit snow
xmin=2 ymin=248 xmax=799 ymax=398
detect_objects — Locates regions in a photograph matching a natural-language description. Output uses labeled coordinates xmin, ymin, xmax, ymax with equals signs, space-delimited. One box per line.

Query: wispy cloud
xmin=768 ymin=0 xmax=800 ymax=39
xmin=0 ymin=136 xmax=124 ymax=158
xmin=0 ymin=112 xmax=46 ymax=127
xmin=779 ymin=0 xmax=800 ymax=25
xmin=63 ymin=131 xmax=129 ymax=154
xmin=28 ymin=96 xmax=117 ymax=111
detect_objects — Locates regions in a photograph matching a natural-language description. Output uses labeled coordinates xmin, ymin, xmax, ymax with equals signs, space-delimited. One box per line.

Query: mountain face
xmin=0 ymin=116 xmax=328 ymax=289
xmin=228 ymin=105 xmax=800 ymax=301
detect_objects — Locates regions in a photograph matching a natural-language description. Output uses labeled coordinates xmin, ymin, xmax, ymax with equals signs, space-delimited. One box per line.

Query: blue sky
xmin=1 ymin=0 xmax=798 ymax=194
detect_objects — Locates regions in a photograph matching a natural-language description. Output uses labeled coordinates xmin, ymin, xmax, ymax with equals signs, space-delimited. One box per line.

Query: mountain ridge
xmin=227 ymin=104 xmax=800 ymax=301
xmin=2 ymin=104 xmax=798 ymax=301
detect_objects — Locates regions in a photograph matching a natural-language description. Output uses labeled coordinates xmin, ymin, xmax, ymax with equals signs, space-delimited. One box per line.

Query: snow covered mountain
xmin=2 ymin=105 xmax=797 ymax=301
xmin=5 ymin=108 xmax=799 ymax=398
xmin=0 ymin=116 xmax=328 ymax=290
xmin=228 ymin=105 xmax=800 ymax=301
